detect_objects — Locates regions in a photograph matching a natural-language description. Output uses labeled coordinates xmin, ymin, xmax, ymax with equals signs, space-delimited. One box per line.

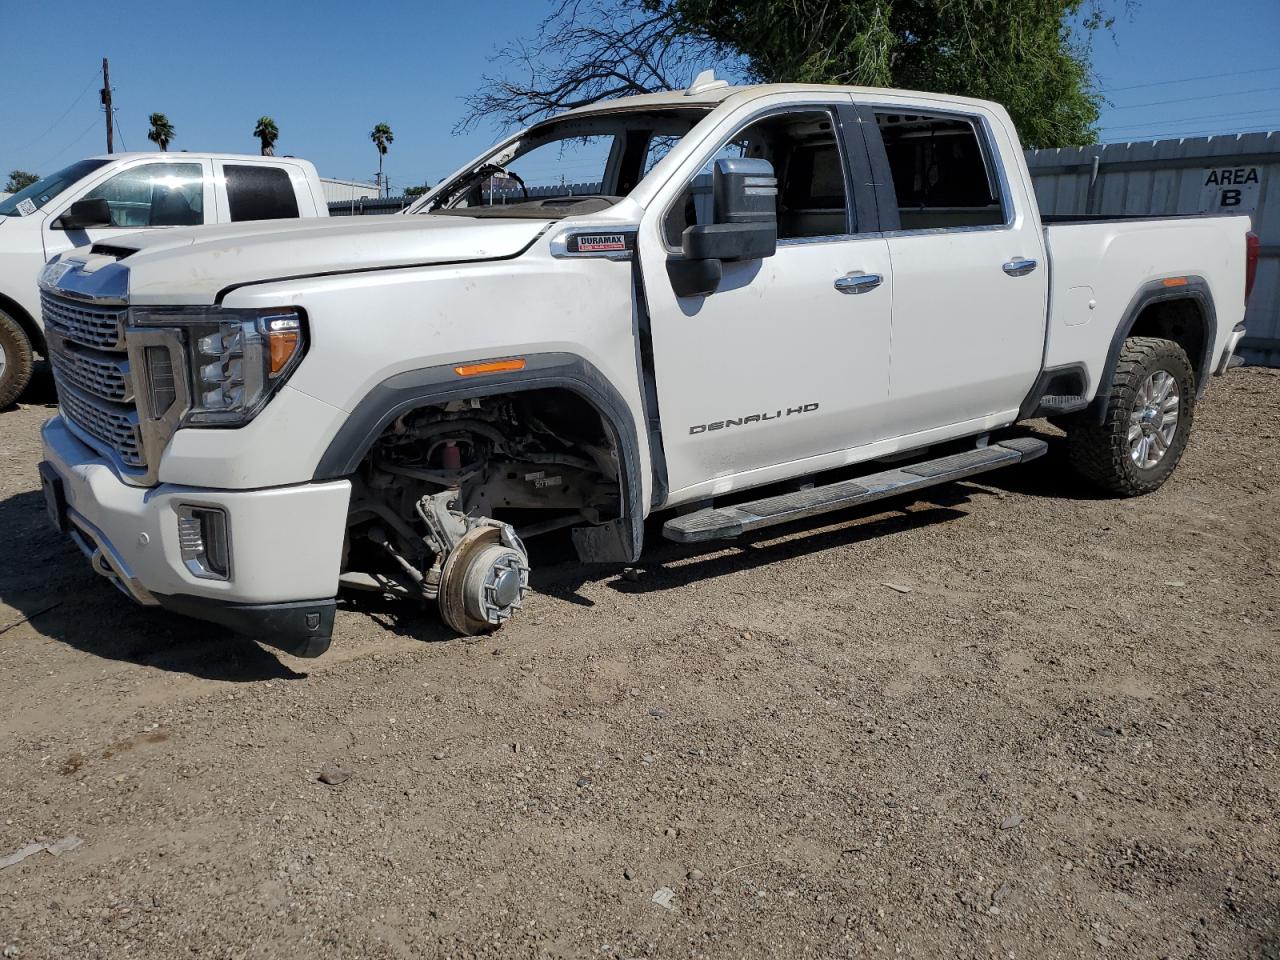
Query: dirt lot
xmin=0 ymin=366 xmax=1277 ymax=960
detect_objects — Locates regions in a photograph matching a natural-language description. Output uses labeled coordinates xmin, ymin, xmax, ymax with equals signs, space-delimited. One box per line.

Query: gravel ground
xmin=0 ymin=366 xmax=1277 ymax=960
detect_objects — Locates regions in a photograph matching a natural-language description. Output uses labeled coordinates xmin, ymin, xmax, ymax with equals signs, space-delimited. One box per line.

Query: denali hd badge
xmin=689 ymin=403 xmax=819 ymax=435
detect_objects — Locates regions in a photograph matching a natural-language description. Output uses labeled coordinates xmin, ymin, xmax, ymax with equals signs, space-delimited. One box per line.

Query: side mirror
xmin=56 ymin=198 xmax=112 ymax=230
xmin=669 ymin=158 xmax=777 ymax=297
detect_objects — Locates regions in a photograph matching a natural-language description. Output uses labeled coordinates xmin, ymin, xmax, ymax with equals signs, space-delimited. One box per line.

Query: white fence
xmin=1025 ymin=132 xmax=1280 ymax=366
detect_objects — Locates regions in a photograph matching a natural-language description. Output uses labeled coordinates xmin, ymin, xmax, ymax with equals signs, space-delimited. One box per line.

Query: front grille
xmin=41 ymin=292 xmax=127 ymax=350
xmin=57 ymin=383 xmax=144 ymax=468
xmin=48 ymin=342 xmax=131 ymax=402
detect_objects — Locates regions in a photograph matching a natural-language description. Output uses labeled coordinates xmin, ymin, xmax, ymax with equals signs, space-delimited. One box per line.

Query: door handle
xmin=1003 ymin=258 xmax=1038 ymax=277
xmin=834 ymin=272 xmax=883 ymax=294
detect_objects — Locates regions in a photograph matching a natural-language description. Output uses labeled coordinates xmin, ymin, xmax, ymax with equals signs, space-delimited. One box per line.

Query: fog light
xmin=176 ymin=505 xmax=231 ymax=580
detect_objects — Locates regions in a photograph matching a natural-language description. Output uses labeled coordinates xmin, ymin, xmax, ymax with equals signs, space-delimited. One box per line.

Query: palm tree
xmin=253 ymin=116 xmax=279 ymax=156
xmin=147 ymin=113 xmax=175 ymax=151
xmin=370 ymin=123 xmax=394 ymax=197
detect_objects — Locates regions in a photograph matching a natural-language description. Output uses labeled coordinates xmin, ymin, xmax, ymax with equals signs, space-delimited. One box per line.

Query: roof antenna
xmin=686 ymin=69 xmax=730 ymax=96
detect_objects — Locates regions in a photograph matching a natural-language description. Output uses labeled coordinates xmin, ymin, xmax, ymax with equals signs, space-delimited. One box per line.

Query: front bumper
xmin=40 ymin=415 xmax=351 ymax=656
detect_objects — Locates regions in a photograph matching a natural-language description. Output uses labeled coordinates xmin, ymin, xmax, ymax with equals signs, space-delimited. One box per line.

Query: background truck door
xmin=637 ymin=102 xmax=892 ymax=502
xmin=861 ymin=106 xmax=1048 ymax=437
xmin=42 ymin=158 xmax=215 ymax=262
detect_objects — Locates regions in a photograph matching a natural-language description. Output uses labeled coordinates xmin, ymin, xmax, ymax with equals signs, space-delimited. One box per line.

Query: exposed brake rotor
xmin=437 ymin=525 xmax=530 ymax=635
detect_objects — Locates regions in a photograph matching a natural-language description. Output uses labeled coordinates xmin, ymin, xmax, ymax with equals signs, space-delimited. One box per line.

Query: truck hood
xmin=94 ymin=214 xmax=553 ymax=304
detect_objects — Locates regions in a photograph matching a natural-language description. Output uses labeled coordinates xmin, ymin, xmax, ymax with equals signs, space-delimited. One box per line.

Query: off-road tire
xmin=0 ymin=309 xmax=35 ymax=409
xmin=1067 ymin=336 xmax=1196 ymax=496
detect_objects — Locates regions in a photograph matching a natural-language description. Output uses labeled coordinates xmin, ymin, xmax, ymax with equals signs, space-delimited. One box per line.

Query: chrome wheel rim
xmin=0 ymin=339 xmax=7 ymax=381
xmin=1129 ymin=370 xmax=1179 ymax=469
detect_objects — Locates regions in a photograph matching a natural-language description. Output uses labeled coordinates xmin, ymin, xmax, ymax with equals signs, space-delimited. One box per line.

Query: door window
xmin=664 ymin=109 xmax=851 ymax=246
xmin=82 ymin=162 xmax=205 ymax=227
xmin=874 ymin=113 xmax=1005 ymax=230
xmin=224 ymin=165 xmax=300 ymax=221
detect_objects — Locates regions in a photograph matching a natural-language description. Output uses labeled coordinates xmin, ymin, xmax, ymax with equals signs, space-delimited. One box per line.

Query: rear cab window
xmin=221 ymin=164 xmax=302 ymax=222
xmin=873 ymin=112 xmax=1007 ymax=230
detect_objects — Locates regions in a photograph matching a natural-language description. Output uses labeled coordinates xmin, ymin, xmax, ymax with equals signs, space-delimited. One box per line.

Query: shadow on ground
xmin=0 ymin=488 xmax=307 ymax=682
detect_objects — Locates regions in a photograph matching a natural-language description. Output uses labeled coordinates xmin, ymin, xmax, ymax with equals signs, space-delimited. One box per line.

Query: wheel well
xmin=1128 ymin=297 xmax=1207 ymax=385
xmin=0 ymin=291 xmax=44 ymax=355
xmin=350 ymin=386 xmax=625 ymax=539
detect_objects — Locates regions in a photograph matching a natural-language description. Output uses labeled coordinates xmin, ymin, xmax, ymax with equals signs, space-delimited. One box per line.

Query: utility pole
xmin=100 ymin=57 xmax=113 ymax=154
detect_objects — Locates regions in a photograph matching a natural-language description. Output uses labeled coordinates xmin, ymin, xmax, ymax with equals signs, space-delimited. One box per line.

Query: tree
xmin=147 ymin=113 xmax=175 ymax=151
xmin=403 ymin=183 xmax=431 ymax=198
xmin=463 ymin=0 xmax=1120 ymax=147
xmin=5 ymin=170 xmax=39 ymax=193
xmin=460 ymin=0 xmax=726 ymax=132
xmin=253 ymin=116 xmax=279 ymax=156
xmin=370 ymin=123 xmax=394 ymax=197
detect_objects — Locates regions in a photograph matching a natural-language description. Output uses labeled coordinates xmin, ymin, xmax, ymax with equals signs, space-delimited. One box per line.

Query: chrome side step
xmin=662 ymin=437 xmax=1047 ymax=543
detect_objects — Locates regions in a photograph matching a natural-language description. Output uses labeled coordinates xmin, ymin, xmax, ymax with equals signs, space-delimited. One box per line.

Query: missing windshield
xmin=423 ymin=108 xmax=711 ymax=219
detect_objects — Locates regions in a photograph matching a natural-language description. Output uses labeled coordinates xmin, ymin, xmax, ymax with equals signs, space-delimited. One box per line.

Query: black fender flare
xmin=1089 ymin=276 xmax=1216 ymax=424
xmin=313 ymin=352 xmax=644 ymax=562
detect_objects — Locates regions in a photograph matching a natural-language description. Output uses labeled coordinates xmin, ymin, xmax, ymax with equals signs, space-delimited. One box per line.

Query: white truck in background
xmin=0 ymin=153 xmax=328 ymax=406
xmin=36 ymin=78 xmax=1256 ymax=657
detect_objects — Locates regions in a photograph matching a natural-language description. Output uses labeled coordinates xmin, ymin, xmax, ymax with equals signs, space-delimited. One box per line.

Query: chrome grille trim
xmin=41 ymin=292 xmax=127 ymax=350
xmin=57 ymin=382 xmax=145 ymax=468
xmin=47 ymin=335 xmax=132 ymax=402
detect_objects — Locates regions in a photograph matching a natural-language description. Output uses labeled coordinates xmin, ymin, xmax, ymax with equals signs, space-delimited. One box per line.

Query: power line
xmin=1100 ymin=124 xmax=1279 ymax=144
xmin=1107 ymin=85 xmax=1280 ymax=111
xmin=113 ymin=110 xmax=128 ymax=152
xmin=1101 ymin=107 xmax=1280 ymax=132
xmin=1101 ymin=65 xmax=1280 ymax=93
xmin=7 ymin=69 xmax=101 ymax=157
xmin=35 ymin=116 xmax=101 ymax=169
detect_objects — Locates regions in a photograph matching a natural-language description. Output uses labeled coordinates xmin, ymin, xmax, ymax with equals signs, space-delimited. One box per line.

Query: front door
xmin=42 ymin=159 xmax=213 ymax=262
xmin=637 ymin=102 xmax=893 ymax=503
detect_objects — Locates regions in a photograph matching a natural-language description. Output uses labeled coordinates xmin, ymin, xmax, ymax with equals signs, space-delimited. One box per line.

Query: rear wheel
xmin=0 ymin=309 xmax=35 ymax=409
xmin=1067 ymin=336 xmax=1195 ymax=496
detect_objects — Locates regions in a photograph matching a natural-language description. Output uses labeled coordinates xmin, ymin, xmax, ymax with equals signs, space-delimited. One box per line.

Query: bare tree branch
xmin=457 ymin=0 xmax=739 ymax=133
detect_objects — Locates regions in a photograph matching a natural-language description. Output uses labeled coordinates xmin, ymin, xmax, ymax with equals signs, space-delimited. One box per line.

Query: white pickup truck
xmin=36 ymin=78 xmax=1256 ymax=657
xmin=0 ymin=152 xmax=328 ymax=406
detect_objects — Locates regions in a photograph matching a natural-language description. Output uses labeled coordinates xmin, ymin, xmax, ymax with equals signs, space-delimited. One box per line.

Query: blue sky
xmin=1 ymin=0 xmax=1277 ymax=189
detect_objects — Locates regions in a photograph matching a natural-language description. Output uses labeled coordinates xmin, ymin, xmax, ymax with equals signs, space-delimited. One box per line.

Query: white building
xmin=319 ymin=177 xmax=380 ymax=204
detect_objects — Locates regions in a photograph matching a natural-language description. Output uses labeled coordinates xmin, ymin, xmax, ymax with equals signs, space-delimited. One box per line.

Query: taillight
xmin=1245 ymin=232 xmax=1260 ymax=301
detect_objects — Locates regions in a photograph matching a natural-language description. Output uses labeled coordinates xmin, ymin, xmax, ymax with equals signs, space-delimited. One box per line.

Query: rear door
xmin=860 ymin=105 xmax=1048 ymax=437
xmin=636 ymin=98 xmax=893 ymax=502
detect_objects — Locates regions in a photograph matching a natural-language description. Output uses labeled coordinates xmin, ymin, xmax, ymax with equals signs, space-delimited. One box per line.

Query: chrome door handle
xmin=834 ymin=272 xmax=883 ymax=294
xmin=1003 ymin=258 xmax=1038 ymax=277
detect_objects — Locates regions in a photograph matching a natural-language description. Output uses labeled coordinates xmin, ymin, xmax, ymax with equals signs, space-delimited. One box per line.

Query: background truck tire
xmin=0 ymin=309 xmax=35 ymax=409
xmin=1068 ymin=336 xmax=1196 ymax=496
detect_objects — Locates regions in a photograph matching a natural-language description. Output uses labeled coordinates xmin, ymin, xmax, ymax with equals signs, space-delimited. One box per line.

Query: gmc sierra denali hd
xmin=37 ymin=75 xmax=1257 ymax=657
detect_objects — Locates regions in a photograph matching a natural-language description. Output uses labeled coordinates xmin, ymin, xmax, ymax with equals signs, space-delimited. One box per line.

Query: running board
xmin=662 ymin=437 xmax=1047 ymax=543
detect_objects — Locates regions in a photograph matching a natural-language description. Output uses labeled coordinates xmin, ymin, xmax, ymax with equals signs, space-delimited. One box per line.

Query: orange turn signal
xmin=454 ymin=358 xmax=526 ymax=377
xmin=1161 ymin=277 xmax=1188 ymax=287
xmin=268 ymin=330 xmax=300 ymax=375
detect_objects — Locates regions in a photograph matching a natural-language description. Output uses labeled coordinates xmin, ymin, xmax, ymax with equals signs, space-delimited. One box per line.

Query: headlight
xmin=130 ymin=306 xmax=306 ymax=426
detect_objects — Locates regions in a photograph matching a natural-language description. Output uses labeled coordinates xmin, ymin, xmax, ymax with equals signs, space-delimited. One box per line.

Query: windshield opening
xmin=0 ymin=159 xmax=111 ymax=217
xmin=419 ymin=108 xmax=711 ymax=220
